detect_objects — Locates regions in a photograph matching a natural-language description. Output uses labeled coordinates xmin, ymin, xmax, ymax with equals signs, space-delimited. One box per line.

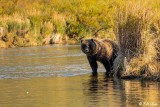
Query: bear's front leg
xmin=101 ymin=58 xmax=111 ymax=76
xmin=87 ymin=56 xmax=98 ymax=76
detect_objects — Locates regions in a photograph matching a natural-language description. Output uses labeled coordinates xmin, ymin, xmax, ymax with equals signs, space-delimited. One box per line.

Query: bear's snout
xmin=85 ymin=48 xmax=89 ymax=53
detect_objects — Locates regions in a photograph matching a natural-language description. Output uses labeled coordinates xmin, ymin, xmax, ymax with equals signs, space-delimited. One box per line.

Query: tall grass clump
xmin=113 ymin=1 xmax=160 ymax=81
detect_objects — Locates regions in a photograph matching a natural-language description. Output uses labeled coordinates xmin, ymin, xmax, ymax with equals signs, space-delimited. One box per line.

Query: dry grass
xmin=113 ymin=1 xmax=160 ymax=81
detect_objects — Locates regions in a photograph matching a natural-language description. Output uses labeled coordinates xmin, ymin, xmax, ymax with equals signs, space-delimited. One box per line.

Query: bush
xmin=113 ymin=1 xmax=160 ymax=80
xmin=65 ymin=20 xmax=85 ymax=40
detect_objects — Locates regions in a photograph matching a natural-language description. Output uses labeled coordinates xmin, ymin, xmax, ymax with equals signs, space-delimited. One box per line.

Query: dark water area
xmin=0 ymin=45 xmax=160 ymax=107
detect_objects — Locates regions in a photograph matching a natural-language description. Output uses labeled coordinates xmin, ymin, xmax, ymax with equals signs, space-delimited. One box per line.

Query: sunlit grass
xmin=113 ymin=0 xmax=160 ymax=80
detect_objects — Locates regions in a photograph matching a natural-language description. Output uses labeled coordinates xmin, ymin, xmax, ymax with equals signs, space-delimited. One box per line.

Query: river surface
xmin=0 ymin=45 xmax=160 ymax=107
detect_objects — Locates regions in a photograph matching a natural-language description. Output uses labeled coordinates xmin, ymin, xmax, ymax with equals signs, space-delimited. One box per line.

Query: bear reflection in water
xmin=82 ymin=74 xmax=125 ymax=107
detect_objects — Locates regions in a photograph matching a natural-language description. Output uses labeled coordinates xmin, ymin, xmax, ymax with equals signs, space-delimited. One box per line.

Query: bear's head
xmin=81 ymin=39 xmax=96 ymax=55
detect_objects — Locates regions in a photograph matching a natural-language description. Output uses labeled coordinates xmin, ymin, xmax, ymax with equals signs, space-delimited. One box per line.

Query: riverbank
xmin=0 ymin=31 xmax=86 ymax=48
xmin=0 ymin=31 xmax=79 ymax=48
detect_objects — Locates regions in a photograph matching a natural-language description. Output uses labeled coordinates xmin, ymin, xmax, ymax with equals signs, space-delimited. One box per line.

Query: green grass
xmin=0 ymin=0 xmax=117 ymax=47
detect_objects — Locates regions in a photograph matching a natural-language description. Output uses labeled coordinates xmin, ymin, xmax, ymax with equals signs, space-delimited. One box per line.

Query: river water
xmin=0 ymin=45 xmax=160 ymax=107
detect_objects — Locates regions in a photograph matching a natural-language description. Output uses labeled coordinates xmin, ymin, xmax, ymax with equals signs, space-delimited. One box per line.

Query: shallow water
xmin=0 ymin=45 xmax=160 ymax=107
xmin=0 ymin=45 xmax=92 ymax=78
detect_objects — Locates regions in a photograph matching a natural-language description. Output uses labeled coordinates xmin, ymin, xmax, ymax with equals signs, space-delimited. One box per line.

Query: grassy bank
xmin=113 ymin=1 xmax=160 ymax=81
xmin=0 ymin=0 xmax=116 ymax=48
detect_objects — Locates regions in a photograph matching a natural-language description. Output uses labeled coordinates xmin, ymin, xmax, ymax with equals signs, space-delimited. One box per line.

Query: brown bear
xmin=81 ymin=38 xmax=119 ymax=76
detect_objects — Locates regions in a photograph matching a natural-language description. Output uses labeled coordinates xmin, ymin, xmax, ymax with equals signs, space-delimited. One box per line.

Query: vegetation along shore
xmin=0 ymin=0 xmax=159 ymax=81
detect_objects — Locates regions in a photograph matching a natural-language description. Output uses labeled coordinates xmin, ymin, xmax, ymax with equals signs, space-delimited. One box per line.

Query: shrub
xmin=113 ymin=1 xmax=160 ymax=80
xmin=65 ymin=20 xmax=85 ymax=40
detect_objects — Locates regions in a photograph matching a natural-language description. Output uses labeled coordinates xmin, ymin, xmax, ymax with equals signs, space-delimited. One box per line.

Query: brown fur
xmin=81 ymin=38 xmax=119 ymax=75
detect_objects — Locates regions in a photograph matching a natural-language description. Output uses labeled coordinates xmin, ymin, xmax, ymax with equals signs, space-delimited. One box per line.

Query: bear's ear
xmin=91 ymin=39 xmax=94 ymax=42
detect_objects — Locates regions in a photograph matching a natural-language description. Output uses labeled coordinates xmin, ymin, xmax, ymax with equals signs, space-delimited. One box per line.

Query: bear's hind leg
xmin=109 ymin=59 xmax=114 ymax=70
xmin=101 ymin=59 xmax=111 ymax=76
